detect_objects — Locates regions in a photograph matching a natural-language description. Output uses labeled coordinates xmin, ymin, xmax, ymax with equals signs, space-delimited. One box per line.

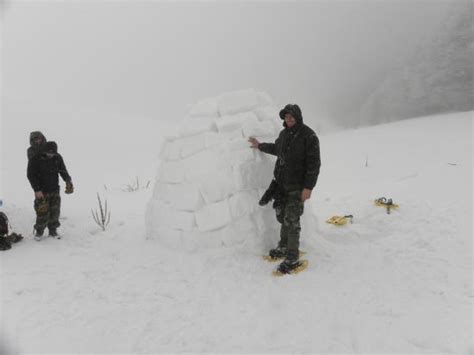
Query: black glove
xmin=259 ymin=188 xmax=274 ymax=206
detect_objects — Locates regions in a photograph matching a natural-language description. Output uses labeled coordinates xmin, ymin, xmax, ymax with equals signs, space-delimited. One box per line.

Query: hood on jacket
xmin=44 ymin=141 xmax=58 ymax=154
xmin=279 ymin=104 xmax=303 ymax=127
xmin=29 ymin=131 xmax=47 ymax=147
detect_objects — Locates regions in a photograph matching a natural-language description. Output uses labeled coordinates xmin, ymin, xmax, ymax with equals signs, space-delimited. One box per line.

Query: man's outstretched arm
xmin=248 ymin=136 xmax=279 ymax=156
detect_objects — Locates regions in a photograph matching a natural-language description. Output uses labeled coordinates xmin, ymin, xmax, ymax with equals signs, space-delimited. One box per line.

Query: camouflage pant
xmin=275 ymin=189 xmax=304 ymax=255
xmin=34 ymin=191 xmax=61 ymax=233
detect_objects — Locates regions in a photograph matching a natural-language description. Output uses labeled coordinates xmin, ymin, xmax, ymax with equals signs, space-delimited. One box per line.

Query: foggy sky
xmin=1 ymin=0 xmax=452 ymax=127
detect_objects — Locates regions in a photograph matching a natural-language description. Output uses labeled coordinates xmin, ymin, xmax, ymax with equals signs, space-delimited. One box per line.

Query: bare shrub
xmin=91 ymin=193 xmax=111 ymax=231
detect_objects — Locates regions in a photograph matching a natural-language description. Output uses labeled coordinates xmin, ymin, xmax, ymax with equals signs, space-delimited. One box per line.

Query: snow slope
xmin=0 ymin=111 xmax=472 ymax=353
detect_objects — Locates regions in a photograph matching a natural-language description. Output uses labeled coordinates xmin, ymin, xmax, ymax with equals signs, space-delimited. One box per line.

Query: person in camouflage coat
xmin=249 ymin=104 xmax=321 ymax=273
xmin=27 ymin=141 xmax=74 ymax=239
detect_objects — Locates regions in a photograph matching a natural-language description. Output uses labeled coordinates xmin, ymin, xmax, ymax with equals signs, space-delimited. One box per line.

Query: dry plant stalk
xmin=124 ymin=176 xmax=151 ymax=192
xmin=91 ymin=193 xmax=111 ymax=231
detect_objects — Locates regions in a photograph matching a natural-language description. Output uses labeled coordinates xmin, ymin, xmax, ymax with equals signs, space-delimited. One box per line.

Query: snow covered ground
xmin=0 ymin=110 xmax=472 ymax=353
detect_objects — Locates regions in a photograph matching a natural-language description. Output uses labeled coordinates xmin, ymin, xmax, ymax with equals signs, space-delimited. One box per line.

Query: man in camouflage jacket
xmin=249 ymin=104 xmax=321 ymax=273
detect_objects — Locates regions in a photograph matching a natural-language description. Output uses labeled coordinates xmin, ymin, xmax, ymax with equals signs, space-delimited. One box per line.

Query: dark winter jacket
xmin=258 ymin=104 xmax=321 ymax=190
xmin=27 ymin=131 xmax=47 ymax=160
xmin=27 ymin=152 xmax=71 ymax=193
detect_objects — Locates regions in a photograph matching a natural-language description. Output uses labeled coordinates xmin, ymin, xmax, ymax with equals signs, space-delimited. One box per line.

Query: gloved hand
xmin=65 ymin=181 xmax=74 ymax=194
xmin=259 ymin=188 xmax=274 ymax=206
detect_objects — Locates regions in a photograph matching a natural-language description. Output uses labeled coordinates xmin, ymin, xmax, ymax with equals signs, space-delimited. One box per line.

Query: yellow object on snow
xmin=326 ymin=215 xmax=354 ymax=226
xmin=263 ymin=251 xmax=306 ymax=262
xmin=374 ymin=197 xmax=399 ymax=214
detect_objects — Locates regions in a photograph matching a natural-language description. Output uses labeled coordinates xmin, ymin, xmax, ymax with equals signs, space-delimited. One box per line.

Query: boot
xmin=277 ymin=250 xmax=300 ymax=274
xmin=269 ymin=244 xmax=288 ymax=259
xmin=34 ymin=229 xmax=44 ymax=241
xmin=48 ymin=229 xmax=60 ymax=239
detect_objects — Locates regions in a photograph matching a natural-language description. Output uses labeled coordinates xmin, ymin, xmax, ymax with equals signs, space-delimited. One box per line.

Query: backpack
xmin=0 ymin=212 xmax=11 ymax=251
xmin=0 ymin=212 xmax=8 ymax=236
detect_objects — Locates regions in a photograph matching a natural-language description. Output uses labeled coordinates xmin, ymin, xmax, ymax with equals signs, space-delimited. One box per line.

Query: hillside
xmin=1 ymin=111 xmax=472 ymax=353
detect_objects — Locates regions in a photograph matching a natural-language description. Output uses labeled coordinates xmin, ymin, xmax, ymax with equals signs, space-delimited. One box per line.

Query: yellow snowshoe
xmin=374 ymin=197 xmax=399 ymax=214
xmin=326 ymin=215 xmax=353 ymax=226
xmin=272 ymin=259 xmax=309 ymax=276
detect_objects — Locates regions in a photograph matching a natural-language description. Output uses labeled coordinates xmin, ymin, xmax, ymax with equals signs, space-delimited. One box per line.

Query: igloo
xmin=145 ymin=89 xmax=283 ymax=251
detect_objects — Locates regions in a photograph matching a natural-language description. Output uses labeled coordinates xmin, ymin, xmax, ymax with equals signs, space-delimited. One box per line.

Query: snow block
xmin=252 ymin=207 xmax=275 ymax=234
xmin=195 ymin=199 xmax=232 ymax=232
xmin=217 ymin=89 xmax=259 ymax=116
xmin=215 ymin=111 xmax=258 ymax=133
xmin=199 ymin=170 xmax=235 ymax=204
xmin=188 ymin=97 xmax=219 ymax=118
xmin=242 ymin=119 xmax=276 ymax=138
xmin=179 ymin=133 xmax=207 ymax=158
xmin=153 ymin=182 xmax=202 ymax=211
xmin=153 ymin=201 xmax=196 ymax=231
xmin=256 ymin=149 xmax=277 ymax=167
xmin=231 ymin=214 xmax=257 ymax=233
xmin=226 ymin=141 xmax=256 ymax=166
xmin=254 ymin=106 xmax=279 ymax=122
xmin=228 ymin=148 xmax=256 ymax=167
xmin=217 ymin=220 xmax=256 ymax=247
xmin=178 ymin=116 xmax=216 ymax=137
xmin=159 ymin=160 xmax=186 ymax=183
xmin=220 ymin=226 xmax=245 ymax=247
xmin=181 ymin=229 xmax=222 ymax=251
xmin=229 ymin=191 xmax=258 ymax=220
xmin=228 ymin=138 xmax=251 ymax=151
xmin=183 ymin=149 xmax=222 ymax=181
xmin=234 ymin=160 xmax=273 ymax=191
xmin=152 ymin=181 xmax=164 ymax=200
xmin=204 ymin=132 xmax=222 ymax=148
xmin=217 ymin=129 xmax=244 ymax=143
xmin=160 ymin=138 xmax=181 ymax=161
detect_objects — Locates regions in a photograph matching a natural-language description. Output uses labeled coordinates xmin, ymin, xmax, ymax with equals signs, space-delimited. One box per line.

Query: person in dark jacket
xmin=0 ymin=212 xmax=24 ymax=250
xmin=249 ymin=104 xmax=321 ymax=273
xmin=27 ymin=131 xmax=47 ymax=160
xmin=27 ymin=141 xmax=74 ymax=240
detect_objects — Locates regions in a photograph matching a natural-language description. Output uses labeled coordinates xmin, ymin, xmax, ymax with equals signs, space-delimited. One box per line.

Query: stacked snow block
xmin=146 ymin=89 xmax=281 ymax=250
